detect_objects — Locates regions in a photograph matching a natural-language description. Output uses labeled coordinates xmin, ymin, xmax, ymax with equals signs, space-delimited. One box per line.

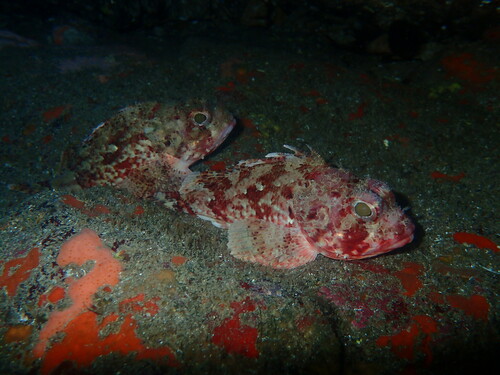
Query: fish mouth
xmin=181 ymin=117 xmax=236 ymax=166
xmin=361 ymin=225 xmax=415 ymax=258
xmin=210 ymin=117 xmax=236 ymax=151
xmin=387 ymin=218 xmax=416 ymax=249
xmin=389 ymin=232 xmax=414 ymax=250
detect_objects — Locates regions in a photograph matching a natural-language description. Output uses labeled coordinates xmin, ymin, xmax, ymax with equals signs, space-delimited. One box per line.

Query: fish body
xmin=180 ymin=147 xmax=415 ymax=269
xmin=0 ymin=30 xmax=38 ymax=48
xmin=75 ymin=100 xmax=235 ymax=197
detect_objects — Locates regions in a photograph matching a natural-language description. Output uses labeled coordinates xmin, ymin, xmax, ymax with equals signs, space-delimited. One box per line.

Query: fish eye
xmin=192 ymin=112 xmax=210 ymax=126
xmin=354 ymin=201 xmax=373 ymax=217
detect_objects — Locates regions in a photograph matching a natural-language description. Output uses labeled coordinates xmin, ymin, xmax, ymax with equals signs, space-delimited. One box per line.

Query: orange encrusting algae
xmin=32 ymin=229 xmax=179 ymax=373
xmin=40 ymin=311 xmax=179 ymax=375
xmin=33 ymin=229 xmax=122 ymax=358
xmin=0 ymin=247 xmax=40 ymax=297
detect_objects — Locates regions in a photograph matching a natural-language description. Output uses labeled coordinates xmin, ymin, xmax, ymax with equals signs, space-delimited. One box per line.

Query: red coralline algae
xmin=119 ymin=294 xmax=161 ymax=316
xmin=33 ymin=229 xmax=122 ymax=358
xmin=394 ymin=262 xmax=424 ymax=297
xmin=40 ymin=311 xmax=178 ymax=375
xmin=377 ymin=315 xmax=437 ymax=365
xmin=352 ymin=260 xmax=391 ymax=274
xmin=299 ymin=105 xmax=310 ymax=113
xmin=212 ymin=297 xmax=259 ymax=358
xmin=430 ymin=171 xmax=465 ymax=182
xmin=377 ymin=323 xmax=418 ymax=361
xmin=348 ymin=102 xmax=367 ymax=121
xmin=441 ymin=53 xmax=496 ymax=85
xmin=47 ymin=286 xmax=65 ymax=303
xmin=319 ymin=283 xmax=409 ymax=329
xmin=42 ymin=105 xmax=71 ymax=122
xmin=303 ymin=89 xmax=321 ymax=97
xmin=52 ymin=25 xmax=70 ymax=45
xmin=4 ymin=325 xmax=33 ymax=343
xmin=295 ymin=315 xmax=316 ymax=332
xmin=428 ymin=291 xmax=445 ymax=304
xmin=1 ymin=135 xmax=12 ymax=143
xmin=428 ymin=291 xmax=489 ymax=321
xmin=412 ymin=315 xmax=438 ymax=365
xmin=216 ymin=81 xmax=235 ymax=92
xmin=446 ymin=294 xmax=489 ymax=321
xmin=61 ymin=195 xmax=113 ymax=217
xmin=42 ymin=135 xmax=53 ymax=144
xmin=234 ymin=68 xmax=262 ymax=84
xmin=318 ymin=285 xmax=374 ymax=328
xmin=90 ymin=204 xmax=112 ymax=215
xmin=132 ymin=205 xmax=145 ymax=215
xmin=453 ymin=232 xmax=499 ymax=253
xmin=0 ymin=247 xmax=40 ymax=297
xmin=219 ymin=58 xmax=243 ymax=78
xmin=408 ymin=110 xmax=420 ymax=118
xmin=61 ymin=194 xmax=86 ymax=209
xmin=171 ymin=255 xmax=188 ymax=265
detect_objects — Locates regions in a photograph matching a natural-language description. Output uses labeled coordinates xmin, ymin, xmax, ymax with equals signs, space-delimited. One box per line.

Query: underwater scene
xmin=0 ymin=1 xmax=498 ymax=374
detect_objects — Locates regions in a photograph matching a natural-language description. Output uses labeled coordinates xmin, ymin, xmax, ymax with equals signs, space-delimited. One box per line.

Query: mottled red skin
xmin=180 ymin=148 xmax=415 ymax=268
xmin=75 ymin=100 xmax=235 ymax=198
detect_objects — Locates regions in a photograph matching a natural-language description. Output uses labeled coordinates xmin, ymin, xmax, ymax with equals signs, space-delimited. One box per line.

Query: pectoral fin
xmin=120 ymin=155 xmax=188 ymax=199
xmin=227 ymin=219 xmax=317 ymax=269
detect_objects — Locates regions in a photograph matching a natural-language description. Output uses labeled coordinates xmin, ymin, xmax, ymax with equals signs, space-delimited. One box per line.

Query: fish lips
xmin=363 ymin=220 xmax=415 ymax=258
xmin=212 ymin=116 xmax=236 ymax=151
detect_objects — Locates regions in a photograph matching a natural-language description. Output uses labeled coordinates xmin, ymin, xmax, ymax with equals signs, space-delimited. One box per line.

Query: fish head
xmin=75 ymin=100 xmax=234 ymax=190
xmin=158 ymin=99 xmax=235 ymax=170
xmin=295 ymin=174 xmax=415 ymax=260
